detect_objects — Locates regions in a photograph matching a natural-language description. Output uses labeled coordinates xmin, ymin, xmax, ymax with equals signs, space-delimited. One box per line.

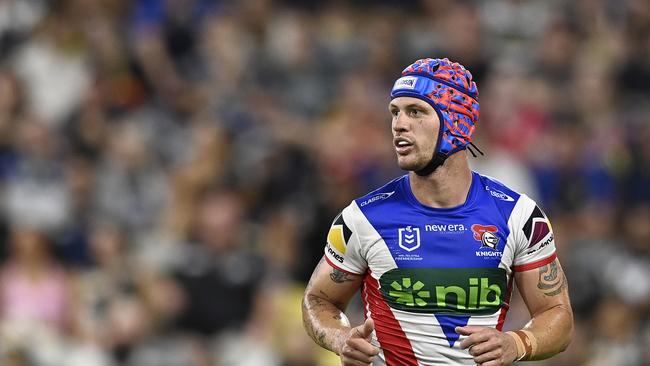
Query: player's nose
xmin=392 ymin=111 xmax=410 ymax=132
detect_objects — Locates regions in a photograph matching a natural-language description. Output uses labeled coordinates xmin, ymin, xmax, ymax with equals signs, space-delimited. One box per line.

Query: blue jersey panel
xmin=356 ymin=172 xmax=520 ymax=269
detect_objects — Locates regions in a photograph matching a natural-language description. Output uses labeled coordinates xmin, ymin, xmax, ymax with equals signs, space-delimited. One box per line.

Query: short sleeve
xmin=323 ymin=203 xmax=367 ymax=275
xmin=511 ymin=195 xmax=557 ymax=271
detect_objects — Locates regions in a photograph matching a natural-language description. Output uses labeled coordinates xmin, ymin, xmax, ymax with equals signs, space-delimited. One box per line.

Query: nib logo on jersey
xmin=379 ymin=267 xmax=507 ymax=316
xmin=380 ymin=267 xmax=508 ymax=347
xmin=326 ymin=213 xmax=352 ymax=263
xmin=523 ymin=206 xmax=554 ymax=255
xmin=471 ymin=224 xmax=503 ymax=258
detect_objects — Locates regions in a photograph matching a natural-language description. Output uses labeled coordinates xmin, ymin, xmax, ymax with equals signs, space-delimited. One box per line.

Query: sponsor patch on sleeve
xmin=326 ymin=212 xmax=352 ymax=263
xmin=522 ymin=205 xmax=554 ymax=254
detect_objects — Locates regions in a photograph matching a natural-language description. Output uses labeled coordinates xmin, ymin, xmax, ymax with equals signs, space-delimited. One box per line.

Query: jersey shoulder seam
xmin=476 ymin=173 xmax=522 ymax=223
xmin=345 ymin=201 xmax=370 ymax=263
xmin=353 ymin=175 xmax=406 ymax=210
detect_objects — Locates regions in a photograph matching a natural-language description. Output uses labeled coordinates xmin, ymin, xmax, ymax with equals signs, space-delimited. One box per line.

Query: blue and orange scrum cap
xmin=390 ymin=58 xmax=480 ymax=157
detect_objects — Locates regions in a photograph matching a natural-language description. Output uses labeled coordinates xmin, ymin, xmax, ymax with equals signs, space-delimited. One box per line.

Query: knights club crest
xmin=471 ymin=224 xmax=500 ymax=250
xmin=398 ymin=226 xmax=421 ymax=252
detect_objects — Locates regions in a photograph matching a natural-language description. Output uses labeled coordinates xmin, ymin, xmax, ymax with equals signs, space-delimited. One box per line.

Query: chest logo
xmin=379 ymin=267 xmax=507 ymax=315
xmin=471 ymin=224 xmax=500 ymax=250
xmin=398 ymin=225 xmax=421 ymax=252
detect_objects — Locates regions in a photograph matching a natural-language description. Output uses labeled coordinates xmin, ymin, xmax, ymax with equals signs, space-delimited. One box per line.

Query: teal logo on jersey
xmin=379 ymin=268 xmax=507 ymax=315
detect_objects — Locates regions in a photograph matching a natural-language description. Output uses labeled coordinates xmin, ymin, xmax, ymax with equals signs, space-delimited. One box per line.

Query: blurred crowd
xmin=0 ymin=0 xmax=648 ymax=365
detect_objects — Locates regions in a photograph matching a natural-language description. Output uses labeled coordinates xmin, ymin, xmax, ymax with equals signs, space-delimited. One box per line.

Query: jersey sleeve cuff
xmin=512 ymin=252 xmax=557 ymax=272
xmin=324 ymin=255 xmax=363 ymax=276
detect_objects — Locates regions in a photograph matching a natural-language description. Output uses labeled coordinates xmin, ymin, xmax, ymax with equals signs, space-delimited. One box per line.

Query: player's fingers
xmin=352 ymin=319 xmax=375 ymax=340
xmin=467 ymin=338 xmax=499 ymax=356
xmin=346 ymin=337 xmax=380 ymax=356
xmin=455 ymin=325 xmax=487 ymax=336
xmin=459 ymin=330 xmax=492 ymax=349
xmin=340 ymin=347 xmax=375 ymax=363
xmin=361 ymin=318 xmax=375 ymax=338
xmin=340 ymin=356 xmax=372 ymax=366
xmin=476 ymin=359 xmax=504 ymax=366
xmin=472 ymin=348 xmax=503 ymax=364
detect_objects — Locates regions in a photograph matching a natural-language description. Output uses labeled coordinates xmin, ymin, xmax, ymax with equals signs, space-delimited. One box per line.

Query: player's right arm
xmin=302 ymin=257 xmax=379 ymax=365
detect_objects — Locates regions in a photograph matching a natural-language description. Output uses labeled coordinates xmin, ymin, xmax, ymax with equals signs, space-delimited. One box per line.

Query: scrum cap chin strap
xmin=415 ymin=152 xmax=448 ymax=176
xmin=415 ymin=134 xmax=483 ymax=176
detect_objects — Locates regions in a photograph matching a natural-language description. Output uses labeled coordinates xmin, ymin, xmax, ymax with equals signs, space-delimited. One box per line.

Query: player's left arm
xmin=509 ymin=258 xmax=573 ymax=359
xmin=456 ymin=257 xmax=573 ymax=365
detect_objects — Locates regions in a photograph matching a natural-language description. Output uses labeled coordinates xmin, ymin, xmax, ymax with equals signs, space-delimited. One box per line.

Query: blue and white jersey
xmin=324 ymin=172 xmax=557 ymax=366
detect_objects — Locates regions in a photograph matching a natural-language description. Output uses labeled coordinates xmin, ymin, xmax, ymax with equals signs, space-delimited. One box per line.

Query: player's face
xmin=389 ymin=97 xmax=440 ymax=171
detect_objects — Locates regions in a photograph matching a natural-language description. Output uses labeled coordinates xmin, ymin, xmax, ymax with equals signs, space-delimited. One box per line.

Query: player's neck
xmin=408 ymin=152 xmax=473 ymax=209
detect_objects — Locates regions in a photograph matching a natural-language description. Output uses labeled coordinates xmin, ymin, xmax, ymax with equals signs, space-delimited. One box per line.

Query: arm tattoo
xmin=319 ymin=290 xmax=345 ymax=309
xmin=302 ymin=257 xmax=358 ymax=353
xmin=302 ymin=293 xmax=347 ymax=352
xmin=302 ymin=295 xmax=326 ymax=343
xmin=330 ymin=268 xmax=354 ymax=283
xmin=537 ymin=261 xmax=567 ymax=296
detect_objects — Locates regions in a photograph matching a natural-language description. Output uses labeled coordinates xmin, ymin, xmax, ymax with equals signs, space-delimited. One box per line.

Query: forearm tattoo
xmin=330 ymin=268 xmax=354 ymax=283
xmin=302 ymin=259 xmax=350 ymax=353
xmin=302 ymin=293 xmax=346 ymax=351
xmin=537 ymin=261 xmax=567 ymax=296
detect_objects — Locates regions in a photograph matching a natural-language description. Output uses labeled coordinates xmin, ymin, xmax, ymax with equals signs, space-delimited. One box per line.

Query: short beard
xmin=397 ymin=155 xmax=431 ymax=172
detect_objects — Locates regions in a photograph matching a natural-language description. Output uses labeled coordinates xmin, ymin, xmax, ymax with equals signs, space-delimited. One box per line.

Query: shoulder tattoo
xmin=537 ymin=261 xmax=567 ymax=296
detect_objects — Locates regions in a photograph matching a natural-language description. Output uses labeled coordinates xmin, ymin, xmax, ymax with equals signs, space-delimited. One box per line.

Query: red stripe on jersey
xmin=324 ymin=256 xmax=361 ymax=276
xmin=364 ymin=272 xmax=419 ymax=366
xmin=512 ymin=252 xmax=557 ymax=272
xmin=496 ymin=278 xmax=514 ymax=331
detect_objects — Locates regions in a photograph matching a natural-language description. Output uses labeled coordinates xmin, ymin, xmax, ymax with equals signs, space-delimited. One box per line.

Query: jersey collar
xmin=402 ymin=171 xmax=480 ymax=215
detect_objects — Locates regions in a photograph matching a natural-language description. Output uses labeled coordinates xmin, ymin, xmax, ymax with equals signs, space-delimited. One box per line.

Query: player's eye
xmin=390 ymin=109 xmax=399 ymax=117
xmin=409 ymin=109 xmax=421 ymax=117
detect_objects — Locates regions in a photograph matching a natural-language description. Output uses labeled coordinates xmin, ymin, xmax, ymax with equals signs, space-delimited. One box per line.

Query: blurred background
xmin=0 ymin=0 xmax=648 ymax=365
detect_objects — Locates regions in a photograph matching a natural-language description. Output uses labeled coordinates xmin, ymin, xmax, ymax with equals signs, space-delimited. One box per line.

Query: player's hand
xmin=339 ymin=318 xmax=380 ymax=366
xmin=455 ymin=326 xmax=518 ymax=366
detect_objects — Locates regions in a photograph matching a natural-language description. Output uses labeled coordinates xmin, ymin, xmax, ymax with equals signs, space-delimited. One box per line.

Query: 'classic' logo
xmin=360 ymin=191 xmax=395 ymax=207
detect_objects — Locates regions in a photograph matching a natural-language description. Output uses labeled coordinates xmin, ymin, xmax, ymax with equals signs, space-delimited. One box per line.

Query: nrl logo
xmin=471 ymin=224 xmax=500 ymax=250
xmin=398 ymin=226 xmax=421 ymax=252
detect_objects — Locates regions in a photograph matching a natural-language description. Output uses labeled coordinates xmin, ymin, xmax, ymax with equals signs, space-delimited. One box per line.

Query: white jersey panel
xmin=349 ymin=201 xmax=399 ymax=278
xmin=510 ymin=194 xmax=557 ymax=270
xmin=323 ymin=203 xmax=368 ymax=274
